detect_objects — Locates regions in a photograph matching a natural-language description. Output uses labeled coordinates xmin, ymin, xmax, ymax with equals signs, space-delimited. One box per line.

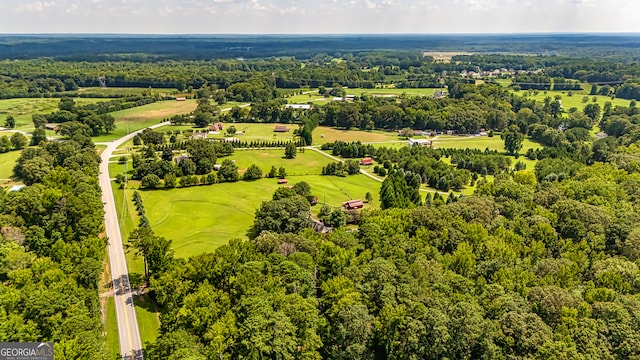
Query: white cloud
xmin=15 ymin=1 xmax=55 ymax=13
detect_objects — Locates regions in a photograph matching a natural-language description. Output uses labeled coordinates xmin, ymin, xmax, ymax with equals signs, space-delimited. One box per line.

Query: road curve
xmin=99 ymin=121 xmax=169 ymax=360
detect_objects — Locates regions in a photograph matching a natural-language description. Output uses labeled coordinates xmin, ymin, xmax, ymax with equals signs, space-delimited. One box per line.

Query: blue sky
xmin=0 ymin=0 xmax=636 ymax=34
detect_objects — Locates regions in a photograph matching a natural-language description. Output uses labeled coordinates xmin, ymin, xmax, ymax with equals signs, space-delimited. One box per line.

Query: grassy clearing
xmin=0 ymin=150 xmax=21 ymax=180
xmin=140 ymin=173 xmax=380 ymax=258
xmin=313 ymin=126 xmax=400 ymax=145
xmin=93 ymin=100 xmax=198 ymax=142
xmin=511 ymin=89 xmax=632 ymax=112
xmin=111 ymin=180 xmax=145 ymax=279
xmin=69 ymin=87 xmax=177 ymax=97
xmin=346 ymin=87 xmax=441 ymax=97
xmin=133 ymin=294 xmax=160 ymax=346
xmin=0 ymin=97 xmax=107 ymax=129
xmin=432 ymin=135 xmax=542 ymax=152
xmin=105 ymin=297 xmax=120 ymax=359
xmin=154 ymin=121 xmax=299 ymax=144
xmin=229 ymin=149 xmax=332 ymax=176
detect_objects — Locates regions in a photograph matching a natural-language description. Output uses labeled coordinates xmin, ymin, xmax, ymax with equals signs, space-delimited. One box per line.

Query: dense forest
xmin=0 ymin=124 xmax=106 ymax=357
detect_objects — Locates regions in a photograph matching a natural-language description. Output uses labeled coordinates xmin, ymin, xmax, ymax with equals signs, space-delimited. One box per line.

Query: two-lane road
xmin=99 ymin=121 xmax=169 ymax=360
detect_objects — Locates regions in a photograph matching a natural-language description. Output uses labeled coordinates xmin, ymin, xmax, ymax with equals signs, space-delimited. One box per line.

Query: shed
xmin=44 ymin=123 xmax=60 ymax=131
xmin=176 ymin=97 xmax=186 ymax=101
xmin=278 ymin=179 xmax=288 ymax=184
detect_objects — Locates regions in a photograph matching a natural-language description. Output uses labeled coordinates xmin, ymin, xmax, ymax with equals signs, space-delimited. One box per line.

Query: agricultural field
xmin=63 ymin=87 xmax=177 ymax=97
xmin=93 ymin=100 xmax=198 ymax=142
xmin=137 ymin=173 xmax=379 ymax=259
xmin=0 ymin=97 xmax=107 ymax=129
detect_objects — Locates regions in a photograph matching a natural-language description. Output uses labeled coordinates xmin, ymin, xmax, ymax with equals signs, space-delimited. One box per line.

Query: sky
xmin=0 ymin=0 xmax=637 ymax=34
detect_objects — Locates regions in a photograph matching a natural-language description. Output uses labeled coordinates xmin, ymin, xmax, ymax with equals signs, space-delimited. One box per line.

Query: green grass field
xmin=510 ymin=89 xmax=632 ymax=112
xmin=93 ymin=100 xmax=198 ymax=142
xmin=0 ymin=97 xmax=107 ymax=130
xmin=105 ymin=297 xmax=120 ymax=359
xmin=134 ymin=294 xmax=160 ymax=347
xmin=432 ymin=135 xmax=542 ymax=152
xmin=0 ymin=150 xmax=21 ymax=180
xmin=229 ymin=149 xmax=332 ymax=176
xmin=139 ymin=173 xmax=380 ymax=258
xmin=313 ymin=126 xmax=401 ymax=145
xmin=68 ymin=87 xmax=177 ymax=97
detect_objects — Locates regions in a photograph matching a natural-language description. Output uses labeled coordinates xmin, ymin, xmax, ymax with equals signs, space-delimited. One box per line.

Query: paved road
xmin=98 ymin=104 xmax=249 ymax=359
xmin=99 ymin=121 xmax=169 ymax=360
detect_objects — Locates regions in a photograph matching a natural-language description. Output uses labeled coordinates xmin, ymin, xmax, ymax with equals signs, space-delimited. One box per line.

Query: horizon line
xmin=1 ymin=31 xmax=640 ymax=36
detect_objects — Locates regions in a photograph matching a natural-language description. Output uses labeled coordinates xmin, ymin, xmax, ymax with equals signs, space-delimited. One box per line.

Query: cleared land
xmin=0 ymin=97 xmax=107 ymax=129
xmin=432 ymin=135 xmax=543 ymax=152
xmin=511 ymin=89 xmax=632 ymax=112
xmin=314 ymin=126 xmax=401 ymax=145
xmin=93 ymin=100 xmax=197 ymax=142
xmin=139 ymin=173 xmax=379 ymax=258
xmin=423 ymin=51 xmax=474 ymax=61
xmin=230 ymin=149 xmax=331 ymax=175
xmin=0 ymin=150 xmax=21 ymax=180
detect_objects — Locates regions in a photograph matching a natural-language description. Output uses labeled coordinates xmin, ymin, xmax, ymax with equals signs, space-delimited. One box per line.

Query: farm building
xmin=274 ymin=125 xmax=290 ymax=132
xmin=408 ymin=138 xmax=432 ymax=147
xmin=44 ymin=123 xmax=60 ymax=131
xmin=191 ymin=132 xmax=207 ymax=140
xmin=176 ymin=97 xmax=187 ymax=101
xmin=285 ymin=104 xmax=312 ymax=110
xmin=213 ymin=164 xmax=222 ymax=170
xmin=278 ymin=179 xmax=289 ymax=184
xmin=210 ymin=122 xmax=224 ymax=131
xmin=343 ymin=199 xmax=364 ymax=210
xmin=360 ymin=157 xmax=374 ymax=166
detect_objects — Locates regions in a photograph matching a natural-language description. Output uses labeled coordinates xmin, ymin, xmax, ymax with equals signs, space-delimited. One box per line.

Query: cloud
xmin=15 ymin=1 xmax=55 ymax=13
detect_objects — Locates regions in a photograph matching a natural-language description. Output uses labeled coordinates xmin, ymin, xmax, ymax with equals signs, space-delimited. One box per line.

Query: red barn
xmin=343 ymin=199 xmax=364 ymax=210
xmin=360 ymin=157 xmax=373 ymax=166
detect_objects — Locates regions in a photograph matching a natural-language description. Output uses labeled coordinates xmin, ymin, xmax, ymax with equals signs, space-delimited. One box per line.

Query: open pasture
xmin=139 ymin=173 xmax=379 ymax=258
xmin=229 ymin=149 xmax=332 ymax=176
xmin=313 ymin=126 xmax=401 ymax=145
xmin=511 ymin=89 xmax=632 ymax=112
xmin=0 ymin=97 xmax=107 ymax=129
xmin=93 ymin=100 xmax=197 ymax=142
xmin=432 ymin=135 xmax=542 ymax=152
xmin=0 ymin=150 xmax=21 ymax=180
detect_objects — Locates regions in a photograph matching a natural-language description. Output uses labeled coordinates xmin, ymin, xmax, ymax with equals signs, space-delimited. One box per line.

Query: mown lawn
xmin=133 ymin=294 xmax=160 ymax=347
xmin=0 ymin=150 xmax=21 ymax=180
xmin=139 ymin=173 xmax=380 ymax=258
xmin=228 ymin=149 xmax=332 ymax=176
xmin=105 ymin=297 xmax=120 ymax=359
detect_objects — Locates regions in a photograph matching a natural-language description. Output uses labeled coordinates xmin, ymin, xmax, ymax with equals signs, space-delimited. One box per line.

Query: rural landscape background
xmin=2 ymin=9 xmax=640 ymax=359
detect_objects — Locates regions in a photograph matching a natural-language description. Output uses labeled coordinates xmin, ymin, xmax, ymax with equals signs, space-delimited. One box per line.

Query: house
xmin=408 ymin=138 xmax=432 ymax=147
xmin=311 ymin=219 xmax=334 ymax=234
xmin=44 ymin=123 xmax=60 ymax=131
xmin=176 ymin=97 xmax=186 ymax=101
xmin=343 ymin=199 xmax=364 ymax=210
xmin=433 ymin=90 xmax=447 ymax=99
xmin=274 ymin=125 xmax=290 ymax=132
xmin=445 ymin=130 xmax=456 ymax=135
xmin=224 ymin=137 xmax=239 ymax=142
xmin=360 ymin=157 xmax=374 ymax=166
xmin=213 ymin=164 xmax=222 ymax=170
xmin=278 ymin=179 xmax=288 ymax=184
xmin=285 ymin=104 xmax=312 ymax=110
xmin=210 ymin=122 xmax=224 ymax=132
